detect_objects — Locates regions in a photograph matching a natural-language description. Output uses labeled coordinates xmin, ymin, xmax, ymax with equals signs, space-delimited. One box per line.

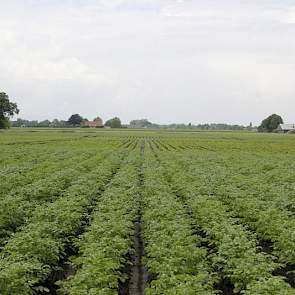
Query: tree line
xmin=12 ymin=115 xmax=123 ymax=128
xmin=11 ymin=117 xmax=252 ymax=130
xmin=0 ymin=91 xmax=287 ymax=131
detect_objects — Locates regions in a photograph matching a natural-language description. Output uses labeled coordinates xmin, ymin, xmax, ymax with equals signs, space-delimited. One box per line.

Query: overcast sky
xmin=1 ymin=0 xmax=295 ymax=125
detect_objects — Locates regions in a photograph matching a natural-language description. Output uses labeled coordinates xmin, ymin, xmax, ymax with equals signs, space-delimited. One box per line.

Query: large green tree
xmin=67 ymin=114 xmax=83 ymax=127
xmin=105 ymin=117 xmax=122 ymax=128
xmin=258 ymin=114 xmax=283 ymax=132
xmin=0 ymin=92 xmax=19 ymax=129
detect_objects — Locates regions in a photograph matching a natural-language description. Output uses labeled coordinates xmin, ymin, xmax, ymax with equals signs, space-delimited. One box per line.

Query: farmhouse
xmin=82 ymin=117 xmax=103 ymax=128
xmin=277 ymin=124 xmax=295 ymax=133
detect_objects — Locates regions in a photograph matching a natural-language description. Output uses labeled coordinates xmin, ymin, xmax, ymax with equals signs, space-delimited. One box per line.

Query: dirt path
xmin=128 ymin=214 xmax=147 ymax=295
xmin=128 ymin=141 xmax=148 ymax=295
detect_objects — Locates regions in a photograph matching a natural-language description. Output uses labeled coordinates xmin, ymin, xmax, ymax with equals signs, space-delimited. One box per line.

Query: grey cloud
xmin=0 ymin=0 xmax=295 ymax=125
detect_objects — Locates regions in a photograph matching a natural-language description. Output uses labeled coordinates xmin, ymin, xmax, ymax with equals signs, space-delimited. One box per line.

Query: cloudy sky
xmin=1 ymin=0 xmax=295 ymax=125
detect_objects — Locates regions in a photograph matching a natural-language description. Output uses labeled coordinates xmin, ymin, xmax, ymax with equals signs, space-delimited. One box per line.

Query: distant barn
xmin=82 ymin=117 xmax=103 ymax=128
xmin=277 ymin=124 xmax=295 ymax=133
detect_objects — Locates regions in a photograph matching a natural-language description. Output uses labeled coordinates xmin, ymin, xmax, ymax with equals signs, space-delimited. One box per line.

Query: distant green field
xmin=0 ymin=128 xmax=294 ymax=294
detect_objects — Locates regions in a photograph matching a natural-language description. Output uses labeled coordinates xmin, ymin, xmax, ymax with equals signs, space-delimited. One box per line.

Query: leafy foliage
xmin=0 ymin=151 xmax=126 ymax=294
xmin=0 ymin=149 xmax=113 ymax=245
xmin=67 ymin=114 xmax=83 ymax=126
xmin=142 ymin=151 xmax=215 ymax=294
xmin=1 ymin=130 xmax=295 ymax=294
xmin=105 ymin=117 xmax=122 ymax=128
xmin=156 ymin=142 xmax=295 ymax=293
xmin=0 ymin=92 xmax=19 ymax=129
xmin=59 ymin=154 xmax=139 ymax=294
xmin=258 ymin=114 xmax=283 ymax=132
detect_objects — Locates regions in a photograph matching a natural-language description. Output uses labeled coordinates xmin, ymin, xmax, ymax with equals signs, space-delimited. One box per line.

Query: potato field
xmin=0 ymin=129 xmax=295 ymax=295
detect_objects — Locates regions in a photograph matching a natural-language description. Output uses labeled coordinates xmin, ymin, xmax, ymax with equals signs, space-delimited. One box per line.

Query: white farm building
xmin=277 ymin=124 xmax=295 ymax=133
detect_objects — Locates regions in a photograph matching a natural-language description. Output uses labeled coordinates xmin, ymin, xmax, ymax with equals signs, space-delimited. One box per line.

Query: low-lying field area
xmin=0 ymin=128 xmax=295 ymax=295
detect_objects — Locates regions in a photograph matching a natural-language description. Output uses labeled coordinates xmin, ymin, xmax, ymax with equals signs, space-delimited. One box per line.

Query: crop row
xmin=163 ymin=151 xmax=295 ymax=268
xmin=0 ymin=150 xmax=90 ymax=195
xmin=161 ymin=142 xmax=295 ymax=213
xmin=0 ymin=133 xmax=102 ymax=168
xmin=0 ymin=150 xmax=127 ymax=295
xmin=0 ymin=139 xmax=119 ymax=196
xmin=152 ymin=149 xmax=294 ymax=294
xmin=0 ymin=141 xmax=81 ymax=171
xmin=187 ymin=196 xmax=294 ymax=294
xmin=0 ymin=147 xmax=103 ymax=196
xmin=142 ymin=149 xmax=215 ymax=295
xmin=0 ymin=148 xmax=117 ymax=245
xmin=225 ymin=196 xmax=295 ymax=266
xmin=59 ymin=152 xmax=140 ymax=294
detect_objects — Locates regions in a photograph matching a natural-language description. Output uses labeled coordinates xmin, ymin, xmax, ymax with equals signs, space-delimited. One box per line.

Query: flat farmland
xmin=0 ymin=128 xmax=295 ymax=295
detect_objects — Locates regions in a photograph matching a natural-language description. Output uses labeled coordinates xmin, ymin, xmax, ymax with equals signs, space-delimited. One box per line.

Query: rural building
xmin=82 ymin=117 xmax=103 ymax=128
xmin=277 ymin=124 xmax=295 ymax=133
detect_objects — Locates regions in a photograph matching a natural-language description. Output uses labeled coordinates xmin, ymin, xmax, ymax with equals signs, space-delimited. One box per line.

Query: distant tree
xmin=12 ymin=119 xmax=39 ymax=127
xmin=50 ymin=119 xmax=68 ymax=128
xmin=51 ymin=119 xmax=60 ymax=128
xmin=68 ymin=114 xmax=83 ymax=127
xmin=12 ymin=118 xmax=27 ymax=127
xmin=59 ymin=120 xmax=68 ymax=127
xmin=0 ymin=92 xmax=19 ymax=129
xmin=105 ymin=117 xmax=122 ymax=128
xmin=246 ymin=122 xmax=253 ymax=131
xmin=129 ymin=119 xmax=152 ymax=128
xmin=258 ymin=114 xmax=283 ymax=132
xmin=27 ymin=120 xmax=39 ymax=127
xmin=38 ymin=120 xmax=51 ymax=127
